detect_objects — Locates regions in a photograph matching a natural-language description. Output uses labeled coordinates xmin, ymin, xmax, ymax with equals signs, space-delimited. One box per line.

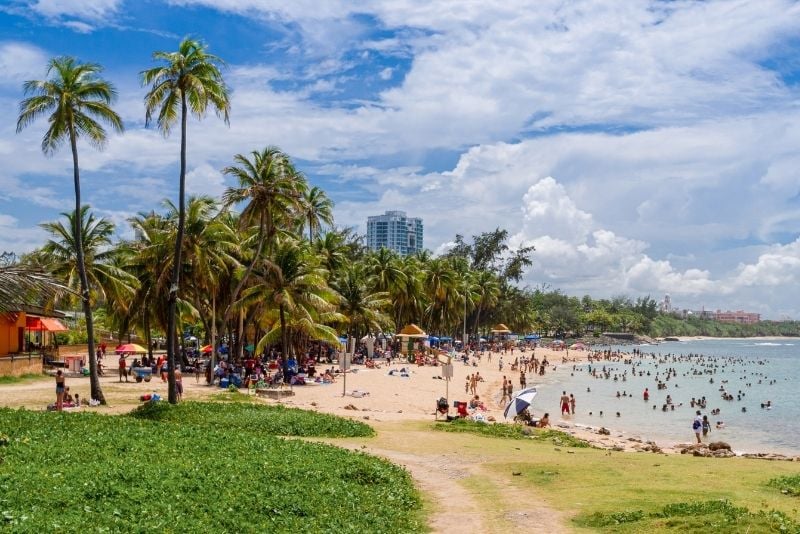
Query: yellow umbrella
xmin=116 ymin=343 xmax=147 ymax=353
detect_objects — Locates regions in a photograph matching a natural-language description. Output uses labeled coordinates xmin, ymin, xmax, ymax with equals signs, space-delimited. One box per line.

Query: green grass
xmin=575 ymin=499 xmax=800 ymax=533
xmin=768 ymin=474 xmax=800 ymax=497
xmin=130 ymin=400 xmax=375 ymax=438
xmin=0 ymin=403 xmax=419 ymax=532
xmin=0 ymin=373 xmax=44 ymax=385
xmin=432 ymin=419 xmax=592 ymax=447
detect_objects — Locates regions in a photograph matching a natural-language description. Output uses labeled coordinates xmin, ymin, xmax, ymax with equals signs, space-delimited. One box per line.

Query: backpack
xmin=692 ymin=419 xmax=701 ymax=430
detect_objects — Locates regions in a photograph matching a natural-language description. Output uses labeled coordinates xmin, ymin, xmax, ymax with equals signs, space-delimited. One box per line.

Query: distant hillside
xmin=649 ymin=315 xmax=800 ymax=338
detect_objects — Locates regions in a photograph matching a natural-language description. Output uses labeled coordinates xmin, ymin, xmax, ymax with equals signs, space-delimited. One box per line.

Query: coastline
xmin=1 ymin=344 xmax=797 ymax=461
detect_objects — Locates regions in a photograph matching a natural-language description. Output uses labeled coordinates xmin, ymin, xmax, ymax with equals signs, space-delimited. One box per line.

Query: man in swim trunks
xmin=560 ymin=391 xmax=570 ymax=416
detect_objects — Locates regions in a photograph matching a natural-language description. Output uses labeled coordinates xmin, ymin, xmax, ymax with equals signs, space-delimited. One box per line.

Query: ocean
xmin=528 ymin=338 xmax=800 ymax=455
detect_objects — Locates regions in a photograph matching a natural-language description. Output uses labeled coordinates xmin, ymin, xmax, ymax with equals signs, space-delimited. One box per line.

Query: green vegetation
xmin=129 ymin=400 xmax=375 ymax=438
xmin=575 ymin=499 xmax=800 ymax=532
xmin=433 ymin=419 xmax=592 ymax=447
xmin=768 ymin=474 xmax=800 ymax=497
xmin=650 ymin=315 xmax=800 ymax=338
xmin=0 ymin=403 xmax=420 ymax=532
xmin=0 ymin=373 xmax=44 ymax=385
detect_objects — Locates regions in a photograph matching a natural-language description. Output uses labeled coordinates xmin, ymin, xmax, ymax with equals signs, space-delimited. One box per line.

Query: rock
xmin=709 ymin=441 xmax=731 ymax=451
xmin=344 ymin=404 xmax=359 ymax=410
xmin=612 ymin=446 xmax=625 ymax=452
xmin=310 ymin=402 xmax=317 ymax=407
xmin=598 ymin=427 xmax=611 ymax=435
xmin=512 ymin=471 xmax=522 ymax=476
xmin=363 ymin=416 xmax=370 ymax=420
xmin=521 ymin=427 xmax=533 ymax=436
xmin=487 ymin=416 xmax=496 ymax=422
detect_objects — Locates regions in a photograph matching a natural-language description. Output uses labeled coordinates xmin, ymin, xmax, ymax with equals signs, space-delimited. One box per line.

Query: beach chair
xmin=455 ymin=401 xmax=468 ymax=418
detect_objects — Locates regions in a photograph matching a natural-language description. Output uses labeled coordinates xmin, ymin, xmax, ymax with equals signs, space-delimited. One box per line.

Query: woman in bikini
xmin=55 ymin=370 xmax=65 ymax=411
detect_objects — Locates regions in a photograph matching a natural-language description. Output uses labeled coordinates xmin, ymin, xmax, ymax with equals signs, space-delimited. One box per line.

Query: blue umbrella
xmin=503 ymin=387 xmax=538 ymax=419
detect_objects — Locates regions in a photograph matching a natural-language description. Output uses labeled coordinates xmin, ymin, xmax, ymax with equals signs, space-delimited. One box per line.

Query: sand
xmin=0 ymin=346 xmax=657 ymax=453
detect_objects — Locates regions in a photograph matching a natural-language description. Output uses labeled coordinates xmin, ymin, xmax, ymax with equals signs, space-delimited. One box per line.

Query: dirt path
xmin=325 ymin=425 xmax=572 ymax=534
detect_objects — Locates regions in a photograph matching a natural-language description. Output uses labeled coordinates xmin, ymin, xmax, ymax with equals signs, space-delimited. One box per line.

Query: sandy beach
xmin=2 ymin=345 xmax=797 ymax=460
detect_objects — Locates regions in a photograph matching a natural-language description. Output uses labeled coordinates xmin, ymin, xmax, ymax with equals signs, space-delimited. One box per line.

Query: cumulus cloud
xmin=29 ymin=0 xmax=121 ymax=29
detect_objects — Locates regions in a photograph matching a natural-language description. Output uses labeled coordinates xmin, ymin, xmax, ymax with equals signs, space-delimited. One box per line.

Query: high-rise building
xmin=366 ymin=210 xmax=423 ymax=256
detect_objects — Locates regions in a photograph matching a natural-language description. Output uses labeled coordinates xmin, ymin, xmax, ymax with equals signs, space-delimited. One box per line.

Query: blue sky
xmin=1 ymin=0 xmax=800 ymax=318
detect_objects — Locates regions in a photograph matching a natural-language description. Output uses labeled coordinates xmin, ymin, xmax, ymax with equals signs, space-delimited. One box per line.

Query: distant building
xmin=715 ymin=310 xmax=760 ymax=324
xmin=366 ymin=210 xmax=423 ymax=256
xmin=659 ymin=294 xmax=672 ymax=313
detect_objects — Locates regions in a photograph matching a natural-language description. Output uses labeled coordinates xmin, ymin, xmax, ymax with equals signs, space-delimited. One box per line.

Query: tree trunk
xmin=220 ymin=212 xmax=265 ymax=343
xmin=144 ymin=300 xmax=153 ymax=360
xmin=210 ymin=294 xmax=216 ymax=385
xmin=280 ymin=303 xmax=288 ymax=381
xmin=165 ymin=94 xmax=188 ymax=404
xmin=69 ymin=126 xmax=104 ymax=404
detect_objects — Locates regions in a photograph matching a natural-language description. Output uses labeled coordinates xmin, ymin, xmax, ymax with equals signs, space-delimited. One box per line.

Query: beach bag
xmin=692 ymin=420 xmax=701 ymax=430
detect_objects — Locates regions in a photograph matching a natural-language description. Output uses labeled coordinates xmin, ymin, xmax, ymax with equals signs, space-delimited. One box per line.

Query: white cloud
xmin=31 ymin=0 xmax=121 ymax=23
xmin=0 ymin=42 xmax=48 ymax=86
xmin=186 ymin=163 xmax=227 ymax=198
xmin=378 ymin=67 xmax=393 ymax=80
xmin=0 ymin=214 xmax=48 ymax=255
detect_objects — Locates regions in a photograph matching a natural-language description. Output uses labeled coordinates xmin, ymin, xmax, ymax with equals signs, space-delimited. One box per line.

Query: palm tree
xmin=303 ymin=186 xmax=334 ymax=244
xmin=221 ymin=147 xmax=305 ymax=358
xmin=36 ymin=207 xmax=137 ymax=309
xmin=246 ymin=239 xmax=332 ymax=378
xmin=332 ymin=265 xmax=391 ymax=339
xmin=0 ymin=266 xmax=68 ymax=313
xmin=142 ymin=37 xmax=230 ymax=403
xmin=17 ymin=56 xmax=123 ymax=404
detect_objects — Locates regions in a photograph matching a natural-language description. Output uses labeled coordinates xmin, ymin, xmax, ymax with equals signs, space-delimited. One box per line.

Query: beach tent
xmin=570 ymin=342 xmax=588 ymax=350
xmin=524 ymin=334 xmax=540 ymax=341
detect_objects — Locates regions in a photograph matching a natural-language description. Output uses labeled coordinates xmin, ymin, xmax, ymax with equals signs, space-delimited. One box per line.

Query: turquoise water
xmin=529 ymin=338 xmax=800 ymax=455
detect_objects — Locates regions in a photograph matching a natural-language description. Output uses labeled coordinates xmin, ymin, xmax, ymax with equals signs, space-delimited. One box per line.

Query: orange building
xmin=715 ymin=310 xmax=761 ymax=324
xmin=0 ymin=307 xmax=68 ymax=376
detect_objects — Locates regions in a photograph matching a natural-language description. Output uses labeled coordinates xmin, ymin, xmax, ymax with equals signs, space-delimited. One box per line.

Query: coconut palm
xmin=303 ymin=186 xmax=334 ymax=244
xmin=35 ymin=207 xmax=137 ymax=309
xmin=17 ymin=56 xmax=124 ymax=404
xmin=332 ymin=265 xmax=391 ymax=339
xmin=0 ymin=266 xmax=68 ymax=313
xmin=221 ymin=147 xmax=305 ymax=319
xmin=142 ymin=37 xmax=230 ymax=403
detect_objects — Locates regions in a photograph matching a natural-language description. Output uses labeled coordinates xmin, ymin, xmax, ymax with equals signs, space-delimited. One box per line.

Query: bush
xmin=433 ymin=419 xmax=592 ymax=447
xmin=768 ymin=474 xmax=800 ymax=497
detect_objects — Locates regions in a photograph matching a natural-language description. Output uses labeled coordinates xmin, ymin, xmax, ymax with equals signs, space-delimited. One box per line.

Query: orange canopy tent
xmin=25 ymin=316 xmax=69 ymax=332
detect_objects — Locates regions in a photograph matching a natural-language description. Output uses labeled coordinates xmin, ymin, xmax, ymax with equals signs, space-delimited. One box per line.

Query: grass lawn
xmin=0 ymin=402 xmax=422 ymax=532
xmin=0 ymin=373 xmax=45 ymax=385
xmin=426 ymin=420 xmax=800 ymax=532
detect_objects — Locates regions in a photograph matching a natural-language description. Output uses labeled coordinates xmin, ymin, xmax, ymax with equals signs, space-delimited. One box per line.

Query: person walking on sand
xmin=692 ymin=410 xmax=703 ymax=443
xmin=55 ymin=370 xmax=65 ymax=411
xmin=501 ymin=377 xmax=509 ymax=403
xmin=570 ymin=393 xmax=576 ymax=415
xmin=118 ymin=354 xmax=128 ymax=383
xmin=560 ymin=391 xmax=570 ymax=416
xmin=520 ymin=370 xmax=526 ymax=389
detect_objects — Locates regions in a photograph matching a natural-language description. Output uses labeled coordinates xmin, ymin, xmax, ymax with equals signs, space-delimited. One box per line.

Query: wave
xmin=753 ymin=342 xmax=782 ymax=346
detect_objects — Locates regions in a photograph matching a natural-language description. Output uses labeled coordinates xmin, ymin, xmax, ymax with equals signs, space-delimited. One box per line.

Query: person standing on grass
xmin=693 ymin=410 xmax=703 ymax=443
xmin=55 ymin=370 xmax=65 ymax=411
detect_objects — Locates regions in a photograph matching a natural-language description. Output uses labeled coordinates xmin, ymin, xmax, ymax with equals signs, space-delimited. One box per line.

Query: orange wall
xmin=0 ymin=312 xmax=25 ymax=357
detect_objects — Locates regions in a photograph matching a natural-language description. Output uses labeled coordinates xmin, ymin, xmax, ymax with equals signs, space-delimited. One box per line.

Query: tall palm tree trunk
xmin=279 ymin=304 xmax=289 ymax=382
xmin=165 ymin=95 xmax=188 ymax=404
xmin=69 ymin=126 xmax=104 ymax=404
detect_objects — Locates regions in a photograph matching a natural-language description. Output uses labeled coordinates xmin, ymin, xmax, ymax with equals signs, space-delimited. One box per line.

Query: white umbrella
xmin=503 ymin=387 xmax=538 ymax=419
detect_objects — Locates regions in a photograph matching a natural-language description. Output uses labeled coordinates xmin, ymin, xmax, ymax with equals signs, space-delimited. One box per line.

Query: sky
xmin=0 ymin=0 xmax=799 ymax=319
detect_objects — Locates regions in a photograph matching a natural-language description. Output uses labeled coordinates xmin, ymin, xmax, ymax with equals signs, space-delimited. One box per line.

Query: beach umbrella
xmin=491 ymin=323 xmax=511 ymax=334
xmin=503 ymin=387 xmax=538 ymax=419
xmin=116 ymin=343 xmax=147 ymax=354
xmin=397 ymin=324 xmax=428 ymax=338
xmin=200 ymin=344 xmax=213 ymax=353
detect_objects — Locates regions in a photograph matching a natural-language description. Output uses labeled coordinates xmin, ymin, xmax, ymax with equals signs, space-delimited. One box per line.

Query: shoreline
xmin=1 ymin=345 xmax=797 ymax=460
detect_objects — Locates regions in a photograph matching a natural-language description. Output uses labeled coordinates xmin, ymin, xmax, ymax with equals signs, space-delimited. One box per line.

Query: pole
xmin=463 ymin=287 xmax=467 ymax=349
